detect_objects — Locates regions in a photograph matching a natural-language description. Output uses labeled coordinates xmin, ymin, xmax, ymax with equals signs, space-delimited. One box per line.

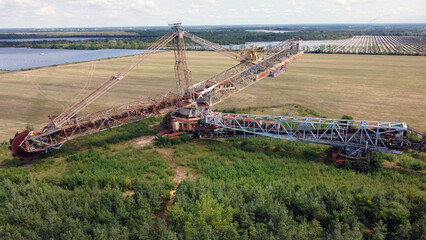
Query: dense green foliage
xmin=0 ymin=119 xmax=177 ymax=239
xmin=0 ymin=119 xmax=424 ymax=239
xmin=167 ymin=138 xmax=425 ymax=240
xmin=397 ymin=151 xmax=426 ymax=171
xmin=156 ymin=133 xmax=191 ymax=148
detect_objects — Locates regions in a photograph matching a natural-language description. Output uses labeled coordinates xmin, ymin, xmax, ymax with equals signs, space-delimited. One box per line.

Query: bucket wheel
xmin=9 ymin=130 xmax=41 ymax=160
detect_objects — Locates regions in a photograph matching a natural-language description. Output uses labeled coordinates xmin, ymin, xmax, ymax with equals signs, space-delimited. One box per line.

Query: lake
xmin=0 ymin=48 xmax=146 ymax=70
xmin=0 ymin=37 xmax=126 ymax=42
xmin=0 ymin=39 xmax=318 ymax=71
xmin=0 ymin=42 xmax=282 ymax=71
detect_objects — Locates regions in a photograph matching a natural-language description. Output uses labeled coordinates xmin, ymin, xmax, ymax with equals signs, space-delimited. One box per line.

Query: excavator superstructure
xmin=9 ymin=23 xmax=425 ymax=161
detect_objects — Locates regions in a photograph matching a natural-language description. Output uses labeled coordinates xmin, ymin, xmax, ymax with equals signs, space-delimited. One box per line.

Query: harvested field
xmin=217 ymin=54 xmax=426 ymax=130
xmin=301 ymin=35 xmax=426 ymax=55
xmin=0 ymin=51 xmax=235 ymax=141
xmin=0 ymin=52 xmax=425 ymax=141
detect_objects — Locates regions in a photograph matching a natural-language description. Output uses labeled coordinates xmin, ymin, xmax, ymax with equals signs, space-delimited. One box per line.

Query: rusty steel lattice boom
xmin=11 ymin=22 xmax=305 ymax=159
xmin=193 ymin=44 xmax=303 ymax=106
xmin=52 ymin=31 xmax=179 ymax=128
xmin=20 ymin=93 xmax=191 ymax=155
xmin=201 ymin=111 xmax=425 ymax=154
xmin=183 ymin=32 xmax=245 ymax=62
xmin=9 ymin=22 xmax=424 ymax=161
xmin=171 ymin=23 xmax=193 ymax=96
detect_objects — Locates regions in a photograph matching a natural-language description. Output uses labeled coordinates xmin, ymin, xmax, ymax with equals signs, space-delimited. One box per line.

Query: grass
xmin=0 ymin=51 xmax=235 ymax=141
xmin=397 ymin=153 xmax=426 ymax=171
xmin=218 ymin=54 xmax=426 ymax=130
xmin=0 ymin=52 xmax=425 ymax=142
xmin=173 ymin=138 xmax=425 ymax=193
xmin=216 ymin=103 xmax=323 ymax=117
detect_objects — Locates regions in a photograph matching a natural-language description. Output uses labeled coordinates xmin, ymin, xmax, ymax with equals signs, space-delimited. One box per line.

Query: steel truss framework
xmin=193 ymin=44 xmax=303 ymax=106
xmin=201 ymin=111 xmax=425 ymax=154
xmin=52 ymin=31 xmax=179 ymax=128
xmin=10 ymin=23 xmax=424 ymax=160
xmin=22 ymin=93 xmax=190 ymax=153
xmin=15 ymin=29 xmax=305 ymax=157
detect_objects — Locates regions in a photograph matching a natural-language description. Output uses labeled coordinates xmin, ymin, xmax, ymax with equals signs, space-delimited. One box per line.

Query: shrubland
xmin=0 ymin=118 xmax=177 ymax=239
xmin=0 ymin=119 xmax=424 ymax=239
xmin=168 ymin=138 xmax=425 ymax=239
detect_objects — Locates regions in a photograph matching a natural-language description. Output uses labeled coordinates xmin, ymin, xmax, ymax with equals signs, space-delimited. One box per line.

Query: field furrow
xmin=301 ymin=35 xmax=426 ymax=55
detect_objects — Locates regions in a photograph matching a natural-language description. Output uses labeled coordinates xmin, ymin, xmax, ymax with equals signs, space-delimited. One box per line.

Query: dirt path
xmin=383 ymin=160 xmax=399 ymax=170
xmin=132 ymin=136 xmax=156 ymax=148
xmin=18 ymin=163 xmax=33 ymax=168
xmin=156 ymin=148 xmax=192 ymax=219
xmin=121 ymin=146 xmax=195 ymax=216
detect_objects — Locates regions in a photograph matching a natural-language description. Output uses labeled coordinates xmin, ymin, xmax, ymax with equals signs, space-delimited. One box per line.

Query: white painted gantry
xmin=202 ymin=111 xmax=411 ymax=154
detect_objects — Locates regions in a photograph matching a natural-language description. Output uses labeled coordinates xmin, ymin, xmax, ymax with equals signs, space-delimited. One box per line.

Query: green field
xmin=0 ymin=52 xmax=424 ymax=142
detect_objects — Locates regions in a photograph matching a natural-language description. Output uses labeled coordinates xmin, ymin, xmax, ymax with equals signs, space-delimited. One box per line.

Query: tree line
xmin=1 ymin=26 xmax=424 ymax=50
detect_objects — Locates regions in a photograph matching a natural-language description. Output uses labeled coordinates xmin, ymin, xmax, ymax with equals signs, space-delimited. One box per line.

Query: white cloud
xmin=335 ymin=0 xmax=368 ymax=4
xmin=137 ymin=0 xmax=158 ymax=9
xmin=63 ymin=12 xmax=73 ymax=18
xmin=370 ymin=7 xmax=414 ymax=22
xmin=295 ymin=8 xmax=304 ymax=13
xmin=187 ymin=4 xmax=200 ymax=14
xmin=0 ymin=0 xmax=424 ymax=28
xmin=36 ymin=5 xmax=56 ymax=15
xmin=250 ymin=7 xmax=271 ymax=14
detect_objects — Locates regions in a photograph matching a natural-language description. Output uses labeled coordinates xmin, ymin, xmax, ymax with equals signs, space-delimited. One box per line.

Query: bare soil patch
xmin=122 ymin=190 xmax=135 ymax=197
xmin=132 ymin=136 xmax=155 ymax=148
xmin=18 ymin=163 xmax=33 ymax=168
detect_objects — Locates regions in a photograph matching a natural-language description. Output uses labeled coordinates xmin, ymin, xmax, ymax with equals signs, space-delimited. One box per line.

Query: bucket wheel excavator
xmin=9 ymin=23 xmax=425 ymax=160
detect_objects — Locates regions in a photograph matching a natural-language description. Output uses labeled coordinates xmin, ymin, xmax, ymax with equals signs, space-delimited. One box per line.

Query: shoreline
xmin=0 ymin=48 xmax=154 ymax=72
xmin=1 ymin=50 xmax=424 ymax=73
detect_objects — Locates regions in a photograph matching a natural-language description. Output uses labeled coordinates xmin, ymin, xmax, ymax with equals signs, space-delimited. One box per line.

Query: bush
xmin=406 ymin=131 xmax=422 ymax=141
xmin=156 ymin=133 xmax=191 ymax=148
xmin=397 ymin=155 xmax=425 ymax=171
xmin=380 ymin=208 xmax=409 ymax=232
xmin=25 ymin=123 xmax=34 ymax=131
xmin=381 ymin=153 xmax=397 ymax=162
xmin=341 ymin=115 xmax=354 ymax=120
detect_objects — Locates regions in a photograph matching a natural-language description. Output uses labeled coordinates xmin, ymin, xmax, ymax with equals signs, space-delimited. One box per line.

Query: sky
xmin=0 ymin=0 xmax=425 ymax=28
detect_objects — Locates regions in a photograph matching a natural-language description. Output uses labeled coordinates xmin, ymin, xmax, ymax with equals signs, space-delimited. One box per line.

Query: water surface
xmin=0 ymin=37 xmax=126 ymax=42
xmin=0 ymin=48 xmax=144 ymax=70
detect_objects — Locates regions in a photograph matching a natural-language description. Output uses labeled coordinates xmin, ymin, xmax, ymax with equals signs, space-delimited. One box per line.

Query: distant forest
xmin=0 ymin=24 xmax=424 ymax=50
